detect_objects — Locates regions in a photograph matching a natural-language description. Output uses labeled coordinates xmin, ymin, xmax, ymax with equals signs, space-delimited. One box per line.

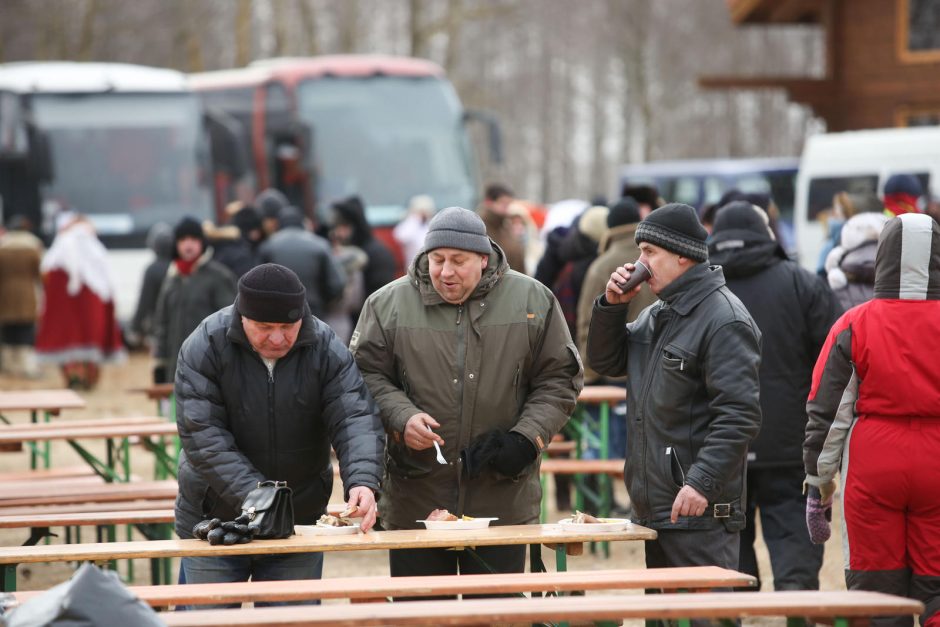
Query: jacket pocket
xmin=662 ymin=342 xmax=696 ymax=374
xmin=386 ymin=440 xmax=432 ymax=480
xmin=664 ymin=445 xmax=686 ymax=489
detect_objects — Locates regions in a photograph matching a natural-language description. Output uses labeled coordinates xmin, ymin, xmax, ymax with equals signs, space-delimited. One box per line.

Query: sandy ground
xmin=0 ymin=351 xmax=847 ymax=623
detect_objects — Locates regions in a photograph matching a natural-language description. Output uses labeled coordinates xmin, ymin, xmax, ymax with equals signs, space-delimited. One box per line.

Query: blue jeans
xmin=179 ymin=552 xmax=324 ymax=609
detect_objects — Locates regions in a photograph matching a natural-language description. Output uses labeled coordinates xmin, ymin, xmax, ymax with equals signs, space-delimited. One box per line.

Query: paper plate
xmin=296 ymin=523 xmax=361 ymax=536
xmin=557 ymin=517 xmax=630 ymax=532
xmin=417 ymin=517 xmax=498 ymax=530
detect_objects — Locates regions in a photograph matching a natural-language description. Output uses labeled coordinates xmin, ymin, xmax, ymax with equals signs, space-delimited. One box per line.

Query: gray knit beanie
xmin=423 ymin=207 xmax=493 ymax=255
xmin=635 ymin=203 xmax=709 ymax=262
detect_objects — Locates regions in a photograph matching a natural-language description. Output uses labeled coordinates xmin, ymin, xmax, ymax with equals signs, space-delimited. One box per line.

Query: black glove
xmin=195 ymin=514 xmax=255 ymax=545
xmin=153 ymin=365 xmax=168 ymax=384
xmin=462 ymin=430 xmax=537 ymax=479
xmin=462 ymin=430 xmax=504 ymax=480
xmin=492 ymin=432 xmax=537 ymax=477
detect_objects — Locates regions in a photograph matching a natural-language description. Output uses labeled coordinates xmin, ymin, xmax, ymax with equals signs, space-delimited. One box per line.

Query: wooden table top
xmin=0 ymin=523 xmax=656 ymax=565
xmin=577 ymin=385 xmax=626 ymax=404
xmin=0 ymin=389 xmax=86 ymax=413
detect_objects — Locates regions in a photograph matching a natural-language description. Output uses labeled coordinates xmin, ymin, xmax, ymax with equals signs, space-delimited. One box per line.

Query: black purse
xmin=240 ymin=480 xmax=295 ymax=539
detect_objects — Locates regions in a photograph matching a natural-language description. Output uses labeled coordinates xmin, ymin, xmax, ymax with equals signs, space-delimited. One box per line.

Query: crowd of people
xmin=1 ymin=175 xmax=937 ymax=625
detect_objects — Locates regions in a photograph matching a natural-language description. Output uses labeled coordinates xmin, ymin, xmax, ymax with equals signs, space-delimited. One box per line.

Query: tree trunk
xmin=297 ymin=0 xmax=319 ymax=56
xmin=76 ymin=0 xmax=99 ymax=61
xmin=235 ymin=0 xmax=252 ymax=67
xmin=272 ymin=0 xmax=287 ymax=57
xmin=338 ymin=0 xmax=358 ymax=53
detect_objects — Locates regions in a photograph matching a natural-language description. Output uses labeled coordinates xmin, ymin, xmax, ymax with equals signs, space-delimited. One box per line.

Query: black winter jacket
xmin=173 ymin=303 xmax=384 ymax=538
xmin=709 ymin=238 xmax=840 ymax=469
xmin=587 ymin=264 xmax=761 ymax=531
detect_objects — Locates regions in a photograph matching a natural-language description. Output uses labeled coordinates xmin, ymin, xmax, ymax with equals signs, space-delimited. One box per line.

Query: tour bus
xmin=189 ymin=55 xmax=496 ymax=263
xmin=793 ymin=126 xmax=940 ymax=270
xmin=619 ymin=157 xmax=800 ymax=253
xmin=0 ymin=62 xmax=235 ymax=322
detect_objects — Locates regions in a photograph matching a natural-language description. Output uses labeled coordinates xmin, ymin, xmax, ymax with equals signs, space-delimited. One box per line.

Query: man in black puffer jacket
xmin=708 ymin=201 xmax=840 ymax=592
xmin=174 ymin=263 xmax=384 ymax=597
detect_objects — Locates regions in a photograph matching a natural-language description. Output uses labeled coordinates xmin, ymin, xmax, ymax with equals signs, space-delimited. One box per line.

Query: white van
xmin=794 ymin=126 xmax=940 ymax=271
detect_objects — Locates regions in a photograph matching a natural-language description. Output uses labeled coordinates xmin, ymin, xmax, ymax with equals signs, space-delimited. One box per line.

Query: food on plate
xmin=317 ymin=514 xmax=353 ymax=527
xmin=571 ymin=510 xmax=603 ymax=524
xmin=426 ymin=509 xmax=458 ymax=522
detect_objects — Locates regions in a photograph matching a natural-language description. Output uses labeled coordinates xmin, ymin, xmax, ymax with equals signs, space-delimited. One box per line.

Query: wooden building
xmin=700 ymin=0 xmax=940 ymax=131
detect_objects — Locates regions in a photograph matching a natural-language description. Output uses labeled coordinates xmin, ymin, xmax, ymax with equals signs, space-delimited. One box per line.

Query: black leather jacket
xmin=587 ymin=263 xmax=761 ymax=531
xmin=173 ymin=303 xmax=384 ymax=538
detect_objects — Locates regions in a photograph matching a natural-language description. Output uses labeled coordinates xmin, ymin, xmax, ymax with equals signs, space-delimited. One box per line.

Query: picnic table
xmin=0 ymin=522 xmax=657 ymax=591
xmin=549 ymin=384 xmax=628 ymax=555
xmin=0 ymin=389 xmax=86 ymax=468
xmin=0 ymin=417 xmax=178 ymax=482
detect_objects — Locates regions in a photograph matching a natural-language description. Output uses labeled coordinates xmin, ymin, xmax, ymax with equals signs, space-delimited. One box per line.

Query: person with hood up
xmin=330 ymin=196 xmax=395 ymax=307
xmin=804 ymin=213 xmax=940 ymax=627
xmin=152 ymin=217 xmax=237 ymax=384
xmin=824 ymin=212 xmax=889 ymax=312
xmin=350 ymin=207 xmax=583 ymax=581
xmin=258 ymin=206 xmax=345 ymax=320
xmin=35 ymin=213 xmax=125 ymax=389
xmin=708 ymin=201 xmax=840 ymax=593
xmin=255 ymin=188 xmax=290 ymax=237
xmin=128 ymin=222 xmax=174 ymax=349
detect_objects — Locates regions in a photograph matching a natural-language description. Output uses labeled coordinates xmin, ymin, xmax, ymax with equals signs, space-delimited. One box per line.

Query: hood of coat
xmin=708 ymin=201 xmax=787 ymax=279
xmin=408 ymin=238 xmax=510 ymax=305
xmin=873 ymin=213 xmax=940 ymax=300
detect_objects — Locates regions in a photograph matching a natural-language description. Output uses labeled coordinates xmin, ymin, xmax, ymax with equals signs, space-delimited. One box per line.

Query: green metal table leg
xmin=1 ymin=564 xmax=16 ymax=592
xmin=66 ymin=440 xmax=122 ymax=483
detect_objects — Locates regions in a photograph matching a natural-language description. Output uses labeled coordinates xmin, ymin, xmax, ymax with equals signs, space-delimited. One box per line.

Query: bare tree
xmin=297 ymin=0 xmax=320 ymax=56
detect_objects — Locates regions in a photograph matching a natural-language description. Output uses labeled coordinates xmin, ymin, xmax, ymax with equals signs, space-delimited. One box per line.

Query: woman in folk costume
xmin=35 ymin=213 xmax=125 ymax=389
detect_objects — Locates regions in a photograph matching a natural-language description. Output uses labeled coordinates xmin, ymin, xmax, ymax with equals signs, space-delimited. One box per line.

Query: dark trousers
xmin=389 ymin=544 xmax=527 ymax=600
xmin=646 ymin=526 xmax=740 ymax=627
xmin=740 ymin=466 xmax=824 ymax=591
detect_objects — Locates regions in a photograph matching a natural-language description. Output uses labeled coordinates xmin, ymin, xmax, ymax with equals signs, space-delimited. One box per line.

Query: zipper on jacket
xmin=267 ymin=360 xmax=277 ymax=479
xmin=638 ymin=303 xmax=676 ymax=519
xmin=454 ymin=304 xmax=468 ymax=516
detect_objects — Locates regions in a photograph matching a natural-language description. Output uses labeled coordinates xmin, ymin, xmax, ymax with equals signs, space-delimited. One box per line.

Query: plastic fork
xmin=427 ymin=425 xmax=447 ymax=464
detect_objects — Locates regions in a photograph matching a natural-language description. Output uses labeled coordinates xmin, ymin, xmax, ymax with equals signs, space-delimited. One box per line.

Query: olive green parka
xmin=351 ymin=241 xmax=583 ymax=528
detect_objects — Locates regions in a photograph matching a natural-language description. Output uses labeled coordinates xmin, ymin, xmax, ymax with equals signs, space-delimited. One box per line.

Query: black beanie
xmin=237 ymin=263 xmax=306 ymax=323
xmin=173 ymin=216 xmax=206 ymax=259
xmin=607 ymin=197 xmax=641 ymax=228
xmin=635 ymin=203 xmax=709 ymax=262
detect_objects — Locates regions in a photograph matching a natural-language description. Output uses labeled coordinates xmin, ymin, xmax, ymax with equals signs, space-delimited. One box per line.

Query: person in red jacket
xmin=804 ymin=212 xmax=940 ymax=627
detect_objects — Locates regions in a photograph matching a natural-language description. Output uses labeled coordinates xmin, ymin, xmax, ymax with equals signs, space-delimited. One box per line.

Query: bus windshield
xmin=296 ymin=75 xmax=477 ymax=225
xmin=31 ymin=92 xmax=212 ymax=247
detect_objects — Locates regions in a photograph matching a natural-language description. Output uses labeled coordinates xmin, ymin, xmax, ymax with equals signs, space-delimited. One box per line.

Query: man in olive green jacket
xmin=351 ymin=206 xmax=583 ymax=579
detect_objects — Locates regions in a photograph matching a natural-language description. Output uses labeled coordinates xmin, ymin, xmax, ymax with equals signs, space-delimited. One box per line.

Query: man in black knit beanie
xmin=173 ymin=262 xmax=384 ymax=597
xmin=587 ymin=203 xmax=762 ymax=607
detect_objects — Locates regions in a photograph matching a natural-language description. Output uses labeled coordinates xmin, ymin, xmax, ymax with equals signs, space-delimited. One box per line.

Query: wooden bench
xmin=10 ymin=566 xmax=754 ymax=607
xmin=539 ymin=458 xmax=623 ymax=476
xmin=152 ymin=590 xmax=924 ymax=627
xmin=0 ymin=466 xmax=99 ymax=482
xmin=0 ymin=480 xmax=177 ymax=508
xmin=0 ymin=419 xmax=178 ymax=482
